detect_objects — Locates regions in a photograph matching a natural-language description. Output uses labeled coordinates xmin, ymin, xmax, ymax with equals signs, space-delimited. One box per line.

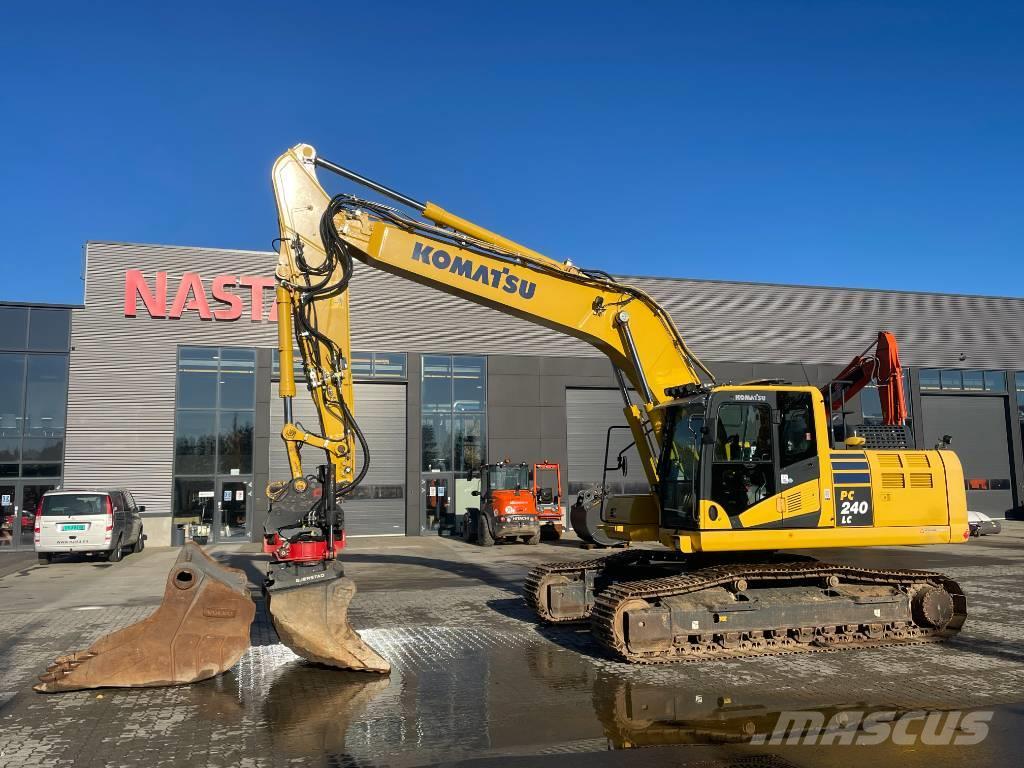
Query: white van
xmin=35 ymin=489 xmax=146 ymax=564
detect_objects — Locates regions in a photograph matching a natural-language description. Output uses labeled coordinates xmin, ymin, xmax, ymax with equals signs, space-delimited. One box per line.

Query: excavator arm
xmin=271 ymin=143 xmax=714 ymax=494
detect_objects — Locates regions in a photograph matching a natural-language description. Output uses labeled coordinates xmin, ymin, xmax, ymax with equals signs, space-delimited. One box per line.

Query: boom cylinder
xmin=276 ymin=285 xmax=297 ymax=399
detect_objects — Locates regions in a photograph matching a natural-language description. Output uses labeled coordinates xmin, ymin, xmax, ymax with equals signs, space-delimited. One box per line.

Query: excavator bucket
xmin=34 ymin=543 xmax=255 ymax=693
xmin=266 ymin=574 xmax=390 ymax=673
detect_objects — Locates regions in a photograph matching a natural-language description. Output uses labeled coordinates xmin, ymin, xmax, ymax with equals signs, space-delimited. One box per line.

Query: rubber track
xmin=524 ymin=550 xmax=647 ymax=623
xmin=590 ymin=561 xmax=967 ymax=664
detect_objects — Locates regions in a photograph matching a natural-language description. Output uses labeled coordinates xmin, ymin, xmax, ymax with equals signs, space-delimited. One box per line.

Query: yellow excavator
xmin=34 ymin=144 xmax=968 ymax=692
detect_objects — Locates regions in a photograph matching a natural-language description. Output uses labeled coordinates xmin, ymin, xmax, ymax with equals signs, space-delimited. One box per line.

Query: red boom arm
xmin=822 ymin=331 xmax=906 ymax=426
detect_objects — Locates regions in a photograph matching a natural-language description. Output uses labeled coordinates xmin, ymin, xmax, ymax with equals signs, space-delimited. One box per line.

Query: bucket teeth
xmin=34 ymin=543 xmax=255 ymax=693
xmin=267 ymin=576 xmax=390 ymax=674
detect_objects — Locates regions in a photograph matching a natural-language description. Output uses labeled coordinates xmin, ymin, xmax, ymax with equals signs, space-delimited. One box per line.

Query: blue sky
xmin=1 ymin=1 xmax=1021 ymax=304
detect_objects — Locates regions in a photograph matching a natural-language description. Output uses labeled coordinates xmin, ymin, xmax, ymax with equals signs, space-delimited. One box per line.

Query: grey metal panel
xmin=487 ymin=374 xmax=541 ymax=407
xmin=270 ymin=382 xmax=406 ymax=536
xmin=920 ymin=395 xmax=1016 ymax=516
xmin=565 ymin=389 xmax=646 ymax=496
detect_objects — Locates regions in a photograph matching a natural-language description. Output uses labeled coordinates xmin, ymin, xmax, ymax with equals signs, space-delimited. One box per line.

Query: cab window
xmin=658 ymin=406 xmax=703 ymax=519
xmin=711 ymin=402 xmax=775 ymax=516
xmin=714 ymin=403 xmax=772 ymax=462
xmin=778 ymin=392 xmax=817 ymax=467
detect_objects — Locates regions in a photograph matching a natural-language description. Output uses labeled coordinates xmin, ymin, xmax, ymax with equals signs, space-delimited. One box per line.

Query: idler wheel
xmin=912 ymin=585 xmax=954 ymax=629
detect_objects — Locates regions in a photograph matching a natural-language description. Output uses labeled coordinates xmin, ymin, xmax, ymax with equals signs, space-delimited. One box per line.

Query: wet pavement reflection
xmin=219 ymin=619 xmax=1024 ymax=767
xmin=6 ymin=535 xmax=1024 ymax=767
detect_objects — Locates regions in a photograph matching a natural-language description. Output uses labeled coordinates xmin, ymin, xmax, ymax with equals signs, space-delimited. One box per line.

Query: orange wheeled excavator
xmin=34 ymin=145 xmax=967 ymax=692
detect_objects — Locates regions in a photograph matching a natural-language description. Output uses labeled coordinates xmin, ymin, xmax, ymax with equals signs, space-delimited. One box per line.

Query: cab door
xmin=704 ymin=394 xmax=779 ymax=529
xmin=775 ymin=391 xmax=823 ymax=528
xmin=701 ymin=390 xmax=823 ymax=530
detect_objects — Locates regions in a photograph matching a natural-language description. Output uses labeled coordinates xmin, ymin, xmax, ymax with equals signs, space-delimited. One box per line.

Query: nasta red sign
xmin=124 ymin=270 xmax=277 ymax=322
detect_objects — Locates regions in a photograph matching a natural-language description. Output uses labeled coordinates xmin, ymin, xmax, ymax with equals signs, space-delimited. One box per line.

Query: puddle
xmin=8 ymin=620 xmax=1023 ymax=767
xmin=213 ymin=626 xmax=1022 ymax=766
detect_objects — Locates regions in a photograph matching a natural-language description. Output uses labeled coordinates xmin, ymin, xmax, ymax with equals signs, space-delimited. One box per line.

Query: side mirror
xmin=471 ymin=490 xmax=480 ymax=497
xmin=619 ymin=455 xmax=629 ymax=477
xmin=138 ymin=505 xmax=146 ymax=512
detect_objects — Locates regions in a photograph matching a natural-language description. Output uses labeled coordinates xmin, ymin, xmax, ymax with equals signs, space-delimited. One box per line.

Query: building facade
xmin=8 ymin=240 xmax=1023 ymax=549
xmin=0 ymin=302 xmax=73 ymax=549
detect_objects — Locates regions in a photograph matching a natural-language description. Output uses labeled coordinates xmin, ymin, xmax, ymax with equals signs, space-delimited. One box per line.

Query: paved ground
xmin=1 ymin=527 xmax=1024 ymax=767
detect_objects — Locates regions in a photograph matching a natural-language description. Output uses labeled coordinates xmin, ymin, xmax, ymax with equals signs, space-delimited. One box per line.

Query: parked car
xmin=967 ymin=510 xmax=1002 ymax=537
xmin=35 ymin=489 xmax=146 ymax=564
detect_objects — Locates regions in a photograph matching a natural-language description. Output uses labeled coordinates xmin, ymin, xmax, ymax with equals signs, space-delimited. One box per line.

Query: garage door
xmin=566 ymin=389 xmax=646 ymax=497
xmin=271 ymin=382 xmax=407 ymax=535
xmin=921 ymin=394 xmax=1017 ymax=516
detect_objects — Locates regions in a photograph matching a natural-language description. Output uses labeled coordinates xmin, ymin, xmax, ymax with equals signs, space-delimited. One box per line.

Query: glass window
xmin=860 ymin=386 xmax=883 ymax=425
xmin=0 ymin=307 xmax=28 ymax=350
xmin=0 ymin=353 xmax=26 ymax=436
xmin=351 ymin=351 xmax=373 ymax=378
xmin=453 ymin=414 xmax=484 ymax=473
xmin=421 ymin=355 xmax=486 ymax=478
xmin=658 ymin=406 xmax=703 ymax=516
xmin=217 ymin=411 xmax=254 ymax=474
xmin=27 ymin=309 xmax=70 ymax=352
xmin=351 ymin=351 xmax=408 ymax=380
xmin=712 ymin=402 xmax=774 ymax=515
xmin=983 ymin=370 xmax=1006 ymax=392
xmin=24 ymin=355 xmax=67 ymax=436
xmin=422 ymin=356 xmax=452 ymax=412
xmin=174 ymin=410 xmax=217 ymax=475
xmin=421 ymin=413 xmax=452 ymax=471
xmin=453 ymin=356 xmax=486 ymax=412
xmin=218 ymin=348 xmax=255 ymax=410
xmin=940 ymin=369 xmax=962 ymax=390
xmin=373 ymin=352 xmax=407 ymax=379
xmin=714 ymin=403 xmax=772 ymax=461
xmin=0 ymin=438 xmax=19 ymax=463
xmin=486 ymin=464 xmax=530 ymax=491
xmin=919 ymin=368 xmax=941 ymax=390
xmin=22 ymin=463 xmax=61 ymax=478
xmin=0 ymin=437 xmax=18 ymax=477
xmin=21 ymin=437 xmax=63 ymax=462
xmin=778 ymin=392 xmax=817 ymax=466
xmin=962 ymin=370 xmax=984 ymax=391
xmin=178 ymin=347 xmax=219 ymax=408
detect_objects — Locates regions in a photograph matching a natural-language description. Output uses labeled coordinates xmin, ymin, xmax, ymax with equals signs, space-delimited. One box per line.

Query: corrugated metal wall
xmin=349 ymin=253 xmax=1024 ymax=369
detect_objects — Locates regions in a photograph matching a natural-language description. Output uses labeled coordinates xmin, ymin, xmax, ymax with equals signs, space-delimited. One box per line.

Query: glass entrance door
xmin=173 ymin=477 xmax=215 ymax=544
xmin=18 ymin=484 xmax=56 ymax=548
xmin=216 ymin=478 xmax=250 ymax=541
xmin=0 ymin=482 xmax=57 ymax=549
xmin=422 ymin=473 xmax=453 ymax=534
xmin=0 ymin=484 xmax=14 ymax=548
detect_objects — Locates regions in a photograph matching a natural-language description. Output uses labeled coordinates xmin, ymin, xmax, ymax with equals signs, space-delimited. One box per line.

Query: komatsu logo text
xmin=411 ymin=242 xmax=537 ymax=300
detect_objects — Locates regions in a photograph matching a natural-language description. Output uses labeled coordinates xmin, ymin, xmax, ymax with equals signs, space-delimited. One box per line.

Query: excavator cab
xmin=656 ymin=385 xmax=836 ymax=533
